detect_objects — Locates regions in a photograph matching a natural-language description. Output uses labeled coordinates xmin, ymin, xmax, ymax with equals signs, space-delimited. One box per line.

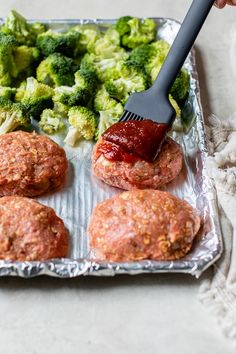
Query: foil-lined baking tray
xmin=0 ymin=18 xmax=223 ymax=278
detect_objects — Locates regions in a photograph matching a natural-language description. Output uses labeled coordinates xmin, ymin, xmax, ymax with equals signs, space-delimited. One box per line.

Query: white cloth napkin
xmin=198 ymin=26 xmax=236 ymax=339
xmin=198 ymin=112 xmax=236 ymax=338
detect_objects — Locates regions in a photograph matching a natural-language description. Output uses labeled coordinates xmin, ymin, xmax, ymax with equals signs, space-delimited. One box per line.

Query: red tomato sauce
xmin=100 ymin=120 xmax=170 ymax=163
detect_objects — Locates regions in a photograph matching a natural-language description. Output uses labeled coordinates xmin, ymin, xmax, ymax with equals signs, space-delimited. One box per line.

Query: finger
xmin=214 ymin=0 xmax=226 ymax=9
xmin=215 ymin=0 xmax=236 ymax=6
xmin=226 ymin=0 xmax=236 ymax=5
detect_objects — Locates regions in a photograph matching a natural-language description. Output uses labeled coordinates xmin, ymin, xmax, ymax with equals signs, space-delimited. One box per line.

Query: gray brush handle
xmin=152 ymin=0 xmax=215 ymax=96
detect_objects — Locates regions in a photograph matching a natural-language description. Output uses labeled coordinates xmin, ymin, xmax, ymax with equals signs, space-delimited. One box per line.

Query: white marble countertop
xmin=0 ymin=1 xmax=236 ymax=353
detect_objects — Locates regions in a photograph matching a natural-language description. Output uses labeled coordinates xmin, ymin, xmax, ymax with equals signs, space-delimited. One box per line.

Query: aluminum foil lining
xmin=0 ymin=18 xmax=223 ymax=278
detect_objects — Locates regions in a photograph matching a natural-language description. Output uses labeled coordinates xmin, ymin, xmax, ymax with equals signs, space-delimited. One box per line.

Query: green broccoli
xmin=0 ymin=97 xmax=30 ymax=134
xmin=74 ymin=68 xmax=98 ymax=94
xmin=104 ymin=80 xmax=129 ymax=104
xmin=1 ymin=10 xmax=46 ymax=46
xmin=126 ymin=44 xmax=154 ymax=68
xmin=89 ymin=27 xmax=124 ymax=58
xmin=115 ymin=16 xmax=133 ymax=36
xmin=39 ymin=108 xmax=65 ymax=134
xmin=36 ymin=53 xmax=78 ymax=87
xmin=0 ymin=86 xmax=16 ymax=100
xmin=144 ymin=41 xmax=170 ymax=82
xmin=118 ymin=17 xmax=157 ymax=49
xmin=30 ymin=22 xmax=46 ymax=38
xmin=127 ymin=40 xmax=170 ymax=73
xmin=54 ymin=86 xmax=76 ymax=106
xmin=105 ymin=61 xmax=148 ymax=104
xmin=170 ymin=68 xmax=190 ymax=105
xmin=168 ymin=95 xmax=184 ymax=131
xmin=169 ymin=95 xmax=181 ymax=119
xmin=15 ymin=77 xmax=54 ymax=118
xmin=149 ymin=63 xmax=162 ymax=85
xmin=55 ymin=85 xmax=91 ymax=107
xmin=53 ymin=101 xmax=69 ymax=119
xmin=104 ymin=27 xmax=121 ymax=45
xmin=53 ymin=68 xmax=98 ymax=107
xmin=0 ymin=32 xmax=18 ymax=86
xmin=79 ymin=53 xmax=98 ymax=77
xmin=69 ymin=24 xmax=101 ymax=54
xmin=13 ymin=45 xmax=40 ymax=79
xmin=36 ymin=29 xmax=81 ymax=57
xmin=124 ymin=40 xmax=170 ymax=85
xmin=95 ymin=103 xmax=124 ymax=140
xmin=64 ymin=106 xmax=97 ymax=146
xmin=94 ymin=86 xmax=120 ymax=111
xmin=80 ymin=52 xmax=128 ymax=82
xmin=150 ymin=40 xmax=171 ymax=64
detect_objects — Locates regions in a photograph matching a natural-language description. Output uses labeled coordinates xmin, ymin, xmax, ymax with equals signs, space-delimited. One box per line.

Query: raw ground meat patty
xmin=0 ymin=196 xmax=68 ymax=261
xmin=92 ymin=137 xmax=183 ymax=190
xmin=0 ymin=131 xmax=68 ymax=197
xmin=88 ymin=190 xmax=201 ymax=261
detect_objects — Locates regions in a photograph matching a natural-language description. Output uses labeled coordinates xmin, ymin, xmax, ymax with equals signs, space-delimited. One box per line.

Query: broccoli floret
xmin=64 ymin=106 xmax=97 ymax=146
xmin=0 ymin=32 xmax=18 ymax=86
xmin=1 ymin=10 xmax=45 ymax=46
xmin=0 ymin=86 xmax=16 ymax=100
xmin=36 ymin=29 xmax=80 ymax=57
xmin=127 ymin=43 xmax=154 ymax=68
xmin=150 ymin=40 xmax=171 ymax=64
xmin=15 ymin=77 xmax=54 ymax=118
xmin=36 ymin=53 xmax=78 ymax=87
xmin=169 ymin=95 xmax=181 ymax=119
xmin=115 ymin=16 xmax=133 ymax=36
xmin=170 ymin=68 xmax=190 ymax=105
xmin=169 ymin=95 xmax=184 ymax=132
xmin=13 ymin=45 xmax=40 ymax=78
xmin=0 ymin=97 xmax=30 ymax=134
xmin=80 ymin=52 xmax=128 ymax=82
xmin=105 ymin=61 xmax=148 ymax=104
xmin=74 ymin=68 xmax=98 ymax=93
xmin=94 ymin=86 xmax=120 ymax=111
xmin=149 ymin=63 xmax=162 ymax=85
xmin=69 ymin=24 xmax=101 ymax=54
xmin=95 ymin=103 xmax=124 ymax=141
xmin=144 ymin=41 xmax=170 ymax=82
xmin=120 ymin=18 xmax=157 ymax=49
xmin=104 ymin=80 xmax=129 ymax=104
xmin=53 ymin=101 xmax=69 ymax=119
xmin=53 ymin=68 xmax=98 ymax=107
xmin=30 ymin=22 xmax=46 ymax=38
xmin=127 ymin=40 xmax=170 ymax=75
xmin=54 ymin=86 xmax=76 ymax=106
xmin=79 ymin=53 xmax=98 ymax=77
xmin=125 ymin=40 xmax=170 ymax=84
xmin=54 ymin=85 xmax=89 ymax=107
xmin=122 ymin=56 xmax=148 ymax=80
xmin=89 ymin=27 xmax=124 ymax=58
xmin=39 ymin=108 xmax=65 ymax=134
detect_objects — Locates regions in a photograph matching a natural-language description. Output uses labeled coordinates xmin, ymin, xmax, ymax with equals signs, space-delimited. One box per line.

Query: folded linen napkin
xmin=199 ymin=112 xmax=236 ymax=338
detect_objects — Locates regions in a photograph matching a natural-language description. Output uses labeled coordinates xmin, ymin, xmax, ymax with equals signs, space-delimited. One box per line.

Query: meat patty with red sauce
xmin=88 ymin=190 xmax=201 ymax=262
xmin=92 ymin=137 xmax=183 ymax=190
xmin=0 ymin=131 xmax=68 ymax=197
xmin=0 ymin=196 xmax=68 ymax=261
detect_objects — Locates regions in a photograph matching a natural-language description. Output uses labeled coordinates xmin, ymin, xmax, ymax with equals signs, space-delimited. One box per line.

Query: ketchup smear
xmin=99 ymin=119 xmax=170 ymax=163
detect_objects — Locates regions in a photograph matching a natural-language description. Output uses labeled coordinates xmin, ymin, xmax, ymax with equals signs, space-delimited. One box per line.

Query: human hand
xmin=215 ymin=0 xmax=236 ymax=8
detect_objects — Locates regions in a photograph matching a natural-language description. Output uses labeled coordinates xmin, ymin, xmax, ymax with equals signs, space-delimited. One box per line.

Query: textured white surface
xmin=0 ymin=1 xmax=236 ymax=353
